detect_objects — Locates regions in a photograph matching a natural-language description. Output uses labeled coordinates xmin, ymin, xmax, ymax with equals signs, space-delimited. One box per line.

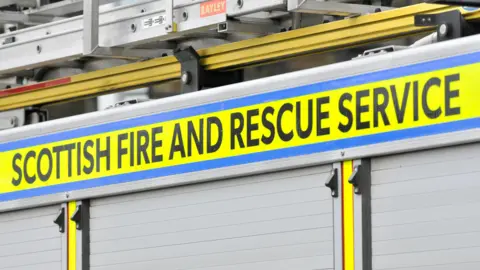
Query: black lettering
xmin=64 ymin=143 xmax=75 ymax=177
xmin=230 ymin=112 xmax=245 ymax=149
xmin=187 ymin=119 xmax=204 ymax=157
xmin=391 ymin=83 xmax=410 ymax=124
xmin=118 ymin=133 xmax=128 ymax=169
xmin=24 ymin=151 xmax=36 ymax=184
xmin=413 ymin=81 xmax=419 ymax=121
xmin=37 ymin=148 xmax=53 ymax=182
xmin=356 ymin=90 xmax=370 ymax=130
xmin=338 ymin=93 xmax=353 ymax=133
xmin=373 ymin=87 xmax=390 ymax=128
xmin=445 ymin=74 xmax=461 ymax=116
xmin=207 ymin=117 xmax=223 ymax=153
xmin=52 ymin=145 xmax=64 ymax=179
xmin=278 ymin=103 xmax=294 ymax=142
xmin=246 ymin=109 xmax=260 ymax=147
xmin=129 ymin=131 xmax=135 ymax=166
xmin=316 ymin=97 xmax=330 ymax=136
xmin=170 ymin=123 xmax=186 ymax=160
xmin=151 ymin=126 xmax=163 ymax=163
xmin=83 ymin=140 xmax=94 ymax=174
xmin=76 ymin=142 xmax=81 ymax=176
xmin=422 ymin=77 xmax=442 ymax=119
xmin=96 ymin=137 xmax=111 ymax=172
xmin=11 ymin=153 xmax=22 ymax=186
xmin=296 ymin=100 xmax=313 ymax=139
xmin=137 ymin=130 xmax=150 ymax=165
xmin=261 ymin=106 xmax=275 ymax=145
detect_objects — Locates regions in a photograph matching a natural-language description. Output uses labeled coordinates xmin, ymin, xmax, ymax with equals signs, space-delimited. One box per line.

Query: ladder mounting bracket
xmin=174 ymin=46 xmax=243 ymax=93
xmin=414 ymin=10 xmax=474 ymax=41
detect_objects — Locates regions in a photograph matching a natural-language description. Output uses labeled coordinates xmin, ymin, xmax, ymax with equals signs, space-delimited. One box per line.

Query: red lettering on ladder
xmin=200 ymin=0 xmax=226 ymax=18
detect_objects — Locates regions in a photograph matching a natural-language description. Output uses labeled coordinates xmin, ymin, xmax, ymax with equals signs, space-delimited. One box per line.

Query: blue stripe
xmin=1 ymin=50 xmax=480 ymax=152
xmin=1 ymin=117 xmax=479 ymax=202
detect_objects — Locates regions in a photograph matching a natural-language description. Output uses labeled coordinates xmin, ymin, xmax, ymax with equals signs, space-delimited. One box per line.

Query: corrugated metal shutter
xmin=371 ymin=143 xmax=480 ymax=270
xmin=0 ymin=205 xmax=63 ymax=270
xmin=90 ymin=165 xmax=334 ymax=270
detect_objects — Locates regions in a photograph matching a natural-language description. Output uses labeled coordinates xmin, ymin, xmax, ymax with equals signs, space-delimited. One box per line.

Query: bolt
xmin=131 ymin=23 xmax=137 ymax=32
xmin=439 ymin=23 xmax=448 ymax=37
xmin=46 ymin=30 xmax=51 ymax=35
xmin=10 ymin=117 xmax=17 ymax=127
xmin=36 ymin=45 xmax=41 ymax=53
xmin=374 ymin=8 xmax=381 ymax=12
xmin=331 ymin=191 xmax=336 ymax=196
xmin=181 ymin=71 xmax=192 ymax=84
xmin=237 ymin=0 xmax=243 ymax=8
xmin=165 ymin=24 xmax=172 ymax=31
xmin=141 ymin=8 xmax=146 ymax=13
xmin=182 ymin=11 xmax=188 ymax=21
xmin=341 ymin=151 xmax=345 ymax=157
xmin=65 ymin=193 xmax=70 ymax=198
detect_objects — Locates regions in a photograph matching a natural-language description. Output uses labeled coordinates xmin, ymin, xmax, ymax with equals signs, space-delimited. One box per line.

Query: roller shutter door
xmin=90 ymin=165 xmax=334 ymax=270
xmin=371 ymin=143 xmax=480 ymax=270
xmin=0 ymin=205 xmax=63 ymax=270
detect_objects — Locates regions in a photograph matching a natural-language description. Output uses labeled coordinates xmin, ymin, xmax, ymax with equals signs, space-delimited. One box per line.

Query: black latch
xmin=325 ymin=168 xmax=339 ymax=197
xmin=70 ymin=205 xmax=83 ymax=230
xmin=53 ymin=207 xmax=65 ymax=233
xmin=348 ymin=164 xmax=362 ymax=194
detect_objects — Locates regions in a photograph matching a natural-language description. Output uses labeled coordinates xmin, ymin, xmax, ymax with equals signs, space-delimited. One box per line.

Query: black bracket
xmin=70 ymin=205 xmax=83 ymax=230
xmin=325 ymin=168 xmax=339 ymax=198
xmin=53 ymin=206 xmax=65 ymax=233
xmin=173 ymin=46 xmax=243 ymax=93
xmin=25 ymin=107 xmax=49 ymax=124
xmin=348 ymin=164 xmax=362 ymax=195
xmin=2 ymin=36 xmax=15 ymax=45
xmin=414 ymin=10 xmax=475 ymax=42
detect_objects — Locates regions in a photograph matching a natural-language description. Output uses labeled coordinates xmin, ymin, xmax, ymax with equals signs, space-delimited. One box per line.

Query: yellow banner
xmin=0 ymin=60 xmax=478 ymax=200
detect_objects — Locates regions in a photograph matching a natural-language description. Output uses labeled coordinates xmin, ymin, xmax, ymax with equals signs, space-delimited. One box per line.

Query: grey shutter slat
xmin=371 ymin=143 xmax=480 ymax=270
xmin=91 ymin=165 xmax=334 ymax=270
xmin=0 ymin=205 xmax=62 ymax=270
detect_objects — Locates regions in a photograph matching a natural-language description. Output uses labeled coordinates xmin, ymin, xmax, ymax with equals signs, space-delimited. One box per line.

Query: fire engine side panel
xmin=371 ymin=142 xmax=480 ymax=270
xmin=1 ymin=34 xmax=480 ymax=212
xmin=89 ymin=165 xmax=334 ymax=270
xmin=0 ymin=205 xmax=63 ymax=270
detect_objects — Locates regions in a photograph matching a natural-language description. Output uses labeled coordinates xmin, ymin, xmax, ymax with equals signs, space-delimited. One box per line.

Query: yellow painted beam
xmin=1 ymin=3 xmax=479 ymax=111
xmin=67 ymin=201 xmax=77 ymax=270
xmin=342 ymin=160 xmax=355 ymax=270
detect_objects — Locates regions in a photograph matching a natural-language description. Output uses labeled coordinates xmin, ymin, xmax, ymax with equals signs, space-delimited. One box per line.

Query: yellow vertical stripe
xmin=68 ymin=201 xmax=76 ymax=270
xmin=343 ymin=160 xmax=355 ymax=270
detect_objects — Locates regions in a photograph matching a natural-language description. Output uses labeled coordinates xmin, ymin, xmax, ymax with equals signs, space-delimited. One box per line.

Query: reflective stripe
xmin=67 ymin=201 xmax=77 ymax=270
xmin=342 ymin=160 xmax=355 ymax=270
